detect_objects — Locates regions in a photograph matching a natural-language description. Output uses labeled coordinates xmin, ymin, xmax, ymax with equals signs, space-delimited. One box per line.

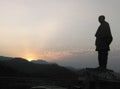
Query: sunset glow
xmin=23 ymin=53 xmax=38 ymax=61
xmin=26 ymin=58 xmax=34 ymax=61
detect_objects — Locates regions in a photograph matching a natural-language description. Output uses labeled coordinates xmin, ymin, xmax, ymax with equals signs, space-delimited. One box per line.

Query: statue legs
xmin=98 ymin=51 xmax=108 ymax=69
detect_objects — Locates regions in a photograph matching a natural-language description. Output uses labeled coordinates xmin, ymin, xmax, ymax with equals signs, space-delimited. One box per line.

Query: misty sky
xmin=0 ymin=0 xmax=120 ymax=71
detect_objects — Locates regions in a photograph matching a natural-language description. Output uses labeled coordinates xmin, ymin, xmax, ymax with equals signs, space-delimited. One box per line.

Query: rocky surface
xmin=78 ymin=68 xmax=120 ymax=80
xmin=77 ymin=68 xmax=120 ymax=89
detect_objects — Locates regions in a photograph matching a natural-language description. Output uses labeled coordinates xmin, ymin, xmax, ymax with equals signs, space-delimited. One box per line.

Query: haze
xmin=0 ymin=0 xmax=120 ymax=71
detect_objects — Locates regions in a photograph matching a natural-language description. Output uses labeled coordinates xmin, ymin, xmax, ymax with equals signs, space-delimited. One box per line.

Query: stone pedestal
xmin=78 ymin=68 xmax=120 ymax=89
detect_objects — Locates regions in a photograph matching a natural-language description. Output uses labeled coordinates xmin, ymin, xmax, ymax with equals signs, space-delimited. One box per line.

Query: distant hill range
xmin=0 ymin=56 xmax=79 ymax=84
xmin=31 ymin=60 xmax=56 ymax=65
xmin=0 ymin=56 xmax=13 ymax=60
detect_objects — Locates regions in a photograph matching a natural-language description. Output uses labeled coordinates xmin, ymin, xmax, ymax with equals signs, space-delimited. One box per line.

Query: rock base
xmin=78 ymin=68 xmax=120 ymax=89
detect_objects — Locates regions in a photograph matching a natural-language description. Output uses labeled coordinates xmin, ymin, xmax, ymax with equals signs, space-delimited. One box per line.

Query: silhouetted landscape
xmin=0 ymin=56 xmax=79 ymax=89
xmin=0 ymin=0 xmax=120 ymax=89
xmin=1 ymin=56 xmax=120 ymax=89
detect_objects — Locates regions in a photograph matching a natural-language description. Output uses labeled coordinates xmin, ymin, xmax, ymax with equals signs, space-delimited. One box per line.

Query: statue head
xmin=98 ymin=15 xmax=105 ymax=23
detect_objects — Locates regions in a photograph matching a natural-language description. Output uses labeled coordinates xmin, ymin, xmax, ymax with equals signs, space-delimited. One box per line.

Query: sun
xmin=27 ymin=57 xmax=34 ymax=61
xmin=23 ymin=53 xmax=38 ymax=61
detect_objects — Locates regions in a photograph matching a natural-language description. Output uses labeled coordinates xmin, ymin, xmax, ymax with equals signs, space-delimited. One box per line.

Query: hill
xmin=0 ymin=56 xmax=79 ymax=86
xmin=31 ymin=59 xmax=56 ymax=65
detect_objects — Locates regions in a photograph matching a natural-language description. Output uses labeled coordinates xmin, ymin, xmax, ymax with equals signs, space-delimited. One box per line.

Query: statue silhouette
xmin=95 ymin=15 xmax=113 ymax=69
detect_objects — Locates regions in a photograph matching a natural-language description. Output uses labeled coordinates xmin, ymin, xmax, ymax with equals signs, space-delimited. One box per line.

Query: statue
xmin=95 ymin=15 xmax=113 ymax=69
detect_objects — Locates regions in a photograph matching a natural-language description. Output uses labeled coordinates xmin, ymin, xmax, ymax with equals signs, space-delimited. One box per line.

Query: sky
xmin=0 ymin=0 xmax=120 ymax=71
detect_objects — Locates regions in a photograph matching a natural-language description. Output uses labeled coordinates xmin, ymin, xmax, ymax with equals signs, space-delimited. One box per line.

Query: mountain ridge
xmin=0 ymin=56 xmax=79 ymax=82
